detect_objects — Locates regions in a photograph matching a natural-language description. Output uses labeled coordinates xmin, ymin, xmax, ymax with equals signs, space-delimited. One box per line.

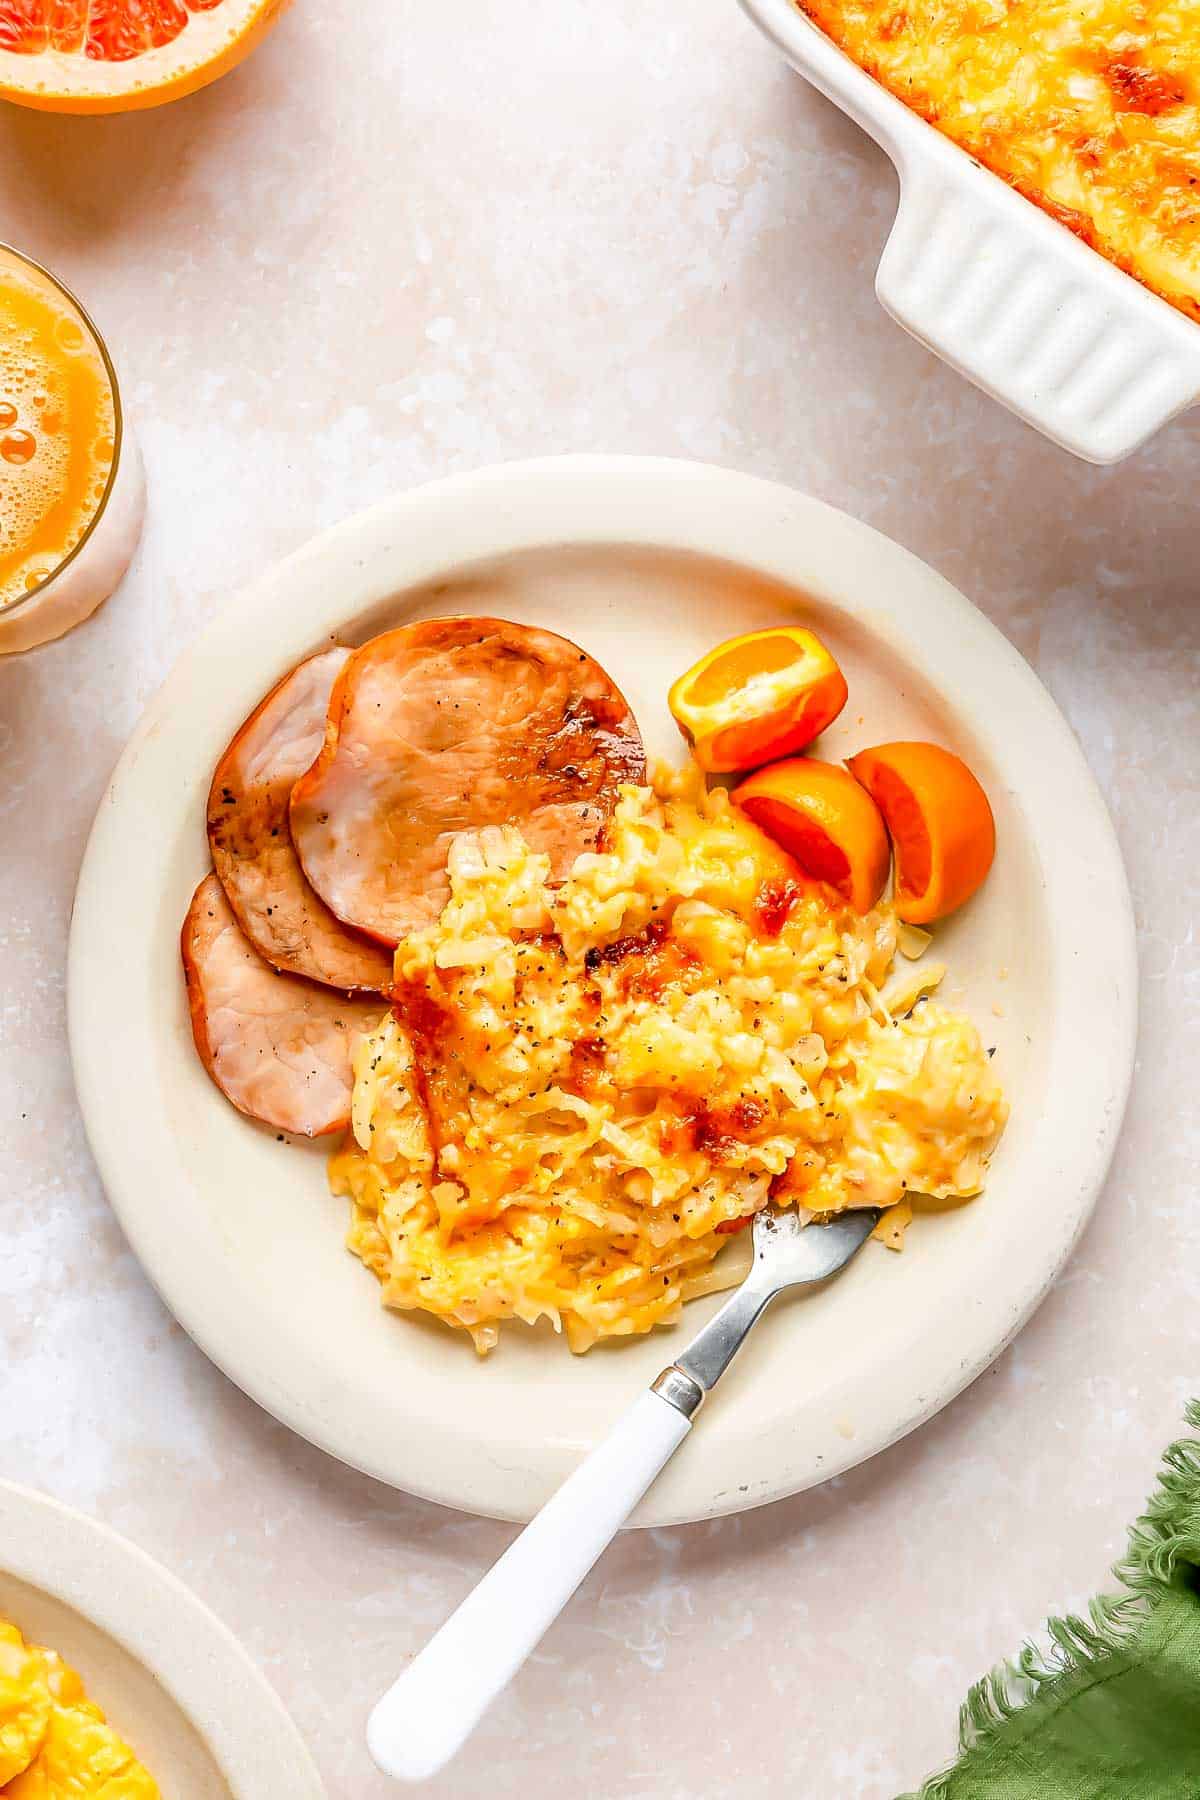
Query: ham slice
xmin=181 ymin=873 xmax=383 ymax=1137
xmin=207 ymin=648 xmax=392 ymax=994
xmin=289 ymin=617 xmax=645 ymax=946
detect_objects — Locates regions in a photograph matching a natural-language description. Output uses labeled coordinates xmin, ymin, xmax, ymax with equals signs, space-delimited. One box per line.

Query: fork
xmin=367 ymin=1205 xmax=881 ymax=1782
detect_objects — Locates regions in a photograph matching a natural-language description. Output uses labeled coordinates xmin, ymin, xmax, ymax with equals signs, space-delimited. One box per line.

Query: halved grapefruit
xmin=0 ymin=0 xmax=289 ymax=112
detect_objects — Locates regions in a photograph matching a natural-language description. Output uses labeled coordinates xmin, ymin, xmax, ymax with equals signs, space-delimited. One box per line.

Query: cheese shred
xmin=331 ymin=768 xmax=1007 ymax=1354
xmin=798 ymin=0 xmax=1200 ymax=319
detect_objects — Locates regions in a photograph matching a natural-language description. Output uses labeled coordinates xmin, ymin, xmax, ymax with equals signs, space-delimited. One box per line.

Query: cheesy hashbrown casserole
xmin=330 ymin=768 xmax=1007 ymax=1354
xmin=0 ymin=1618 xmax=159 ymax=1797
xmin=796 ymin=0 xmax=1200 ymax=320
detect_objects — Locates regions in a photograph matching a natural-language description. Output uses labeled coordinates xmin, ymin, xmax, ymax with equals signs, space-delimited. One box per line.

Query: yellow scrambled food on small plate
xmin=0 ymin=1619 xmax=159 ymax=1798
xmin=331 ymin=767 xmax=1007 ymax=1353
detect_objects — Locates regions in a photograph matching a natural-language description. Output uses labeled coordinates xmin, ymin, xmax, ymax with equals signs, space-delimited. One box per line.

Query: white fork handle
xmin=367 ymin=1388 xmax=692 ymax=1782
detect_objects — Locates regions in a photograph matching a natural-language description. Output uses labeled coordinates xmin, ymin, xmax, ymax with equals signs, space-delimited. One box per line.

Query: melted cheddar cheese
xmin=0 ymin=1620 xmax=159 ymax=1799
xmin=331 ymin=767 xmax=1007 ymax=1354
xmin=797 ymin=0 xmax=1200 ymax=318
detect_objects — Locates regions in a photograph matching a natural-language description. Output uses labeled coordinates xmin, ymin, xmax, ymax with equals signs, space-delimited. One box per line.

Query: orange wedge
xmin=847 ymin=741 xmax=995 ymax=923
xmin=668 ymin=626 xmax=848 ymax=774
xmin=733 ymin=756 xmax=891 ymax=914
xmin=0 ymin=0 xmax=289 ymax=112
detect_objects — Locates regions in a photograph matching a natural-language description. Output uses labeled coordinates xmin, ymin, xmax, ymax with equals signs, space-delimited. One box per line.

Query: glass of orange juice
xmin=0 ymin=244 xmax=144 ymax=656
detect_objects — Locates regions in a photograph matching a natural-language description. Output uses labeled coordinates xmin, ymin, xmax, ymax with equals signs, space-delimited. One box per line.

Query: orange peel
xmin=668 ymin=626 xmax=847 ymax=773
xmin=847 ymin=741 xmax=995 ymax=923
xmin=0 ymin=0 xmax=290 ymax=114
xmin=733 ymin=755 xmax=891 ymax=914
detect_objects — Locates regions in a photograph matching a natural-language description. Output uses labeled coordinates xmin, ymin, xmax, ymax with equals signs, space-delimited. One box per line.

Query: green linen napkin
xmin=906 ymin=1401 xmax=1200 ymax=1799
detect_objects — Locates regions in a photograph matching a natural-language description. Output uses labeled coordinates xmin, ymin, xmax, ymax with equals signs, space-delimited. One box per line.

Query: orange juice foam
xmin=0 ymin=261 xmax=115 ymax=611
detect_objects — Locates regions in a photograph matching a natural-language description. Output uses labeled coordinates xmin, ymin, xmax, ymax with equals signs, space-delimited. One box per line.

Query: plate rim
xmin=0 ymin=1479 xmax=325 ymax=1797
xmin=68 ymin=454 xmax=1138 ymax=1526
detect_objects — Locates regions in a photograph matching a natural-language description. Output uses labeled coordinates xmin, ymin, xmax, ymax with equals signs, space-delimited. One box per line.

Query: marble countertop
xmin=1 ymin=3 xmax=1197 ymax=1795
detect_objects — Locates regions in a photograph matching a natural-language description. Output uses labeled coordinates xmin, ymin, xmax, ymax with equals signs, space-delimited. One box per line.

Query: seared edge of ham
xmin=181 ymin=872 xmax=384 ymax=1137
xmin=207 ymin=647 xmax=393 ymax=994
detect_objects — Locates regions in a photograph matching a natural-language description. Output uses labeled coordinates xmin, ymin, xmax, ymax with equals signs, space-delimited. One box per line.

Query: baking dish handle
xmin=875 ymin=143 xmax=1200 ymax=462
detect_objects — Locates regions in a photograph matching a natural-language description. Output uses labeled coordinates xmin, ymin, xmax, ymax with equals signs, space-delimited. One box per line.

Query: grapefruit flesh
xmin=0 ymin=0 xmax=287 ymax=110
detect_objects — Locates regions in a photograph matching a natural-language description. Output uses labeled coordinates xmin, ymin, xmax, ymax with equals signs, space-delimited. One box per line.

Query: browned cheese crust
xmin=797 ymin=0 xmax=1200 ymax=320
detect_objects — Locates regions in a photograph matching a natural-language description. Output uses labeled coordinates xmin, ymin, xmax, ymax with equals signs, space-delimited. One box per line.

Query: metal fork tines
xmin=653 ymin=1207 xmax=882 ymax=1417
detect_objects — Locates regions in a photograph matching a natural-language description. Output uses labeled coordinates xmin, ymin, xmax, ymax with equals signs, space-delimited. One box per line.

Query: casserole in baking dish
xmin=740 ymin=0 xmax=1200 ymax=461
xmin=798 ymin=0 xmax=1200 ymax=323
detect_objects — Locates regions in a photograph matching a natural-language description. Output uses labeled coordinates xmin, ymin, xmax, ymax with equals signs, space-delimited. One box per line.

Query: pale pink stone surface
xmin=0 ymin=3 xmax=1197 ymax=1796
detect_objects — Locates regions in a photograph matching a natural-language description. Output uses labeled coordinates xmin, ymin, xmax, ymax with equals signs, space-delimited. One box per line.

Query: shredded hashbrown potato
xmin=330 ymin=768 xmax=1007 ymax=1354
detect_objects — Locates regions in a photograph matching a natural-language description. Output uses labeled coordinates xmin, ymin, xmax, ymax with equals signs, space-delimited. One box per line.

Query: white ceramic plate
xmin=0 ymin=1481 xmax=324 ymax=1797
xmin=69 ymin=456 xmax=1136 ymax=1527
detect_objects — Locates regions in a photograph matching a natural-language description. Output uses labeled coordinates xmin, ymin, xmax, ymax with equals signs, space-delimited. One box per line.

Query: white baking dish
xmin=740 ymin=0 xmax=1200 ymax=461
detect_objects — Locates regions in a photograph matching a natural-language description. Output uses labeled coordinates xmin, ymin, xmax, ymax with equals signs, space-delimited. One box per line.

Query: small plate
xmin=0 ymin=1481 xmax=324 ymax=1797
xmin=68 ymin=456 xmax=1137 ymax=1526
